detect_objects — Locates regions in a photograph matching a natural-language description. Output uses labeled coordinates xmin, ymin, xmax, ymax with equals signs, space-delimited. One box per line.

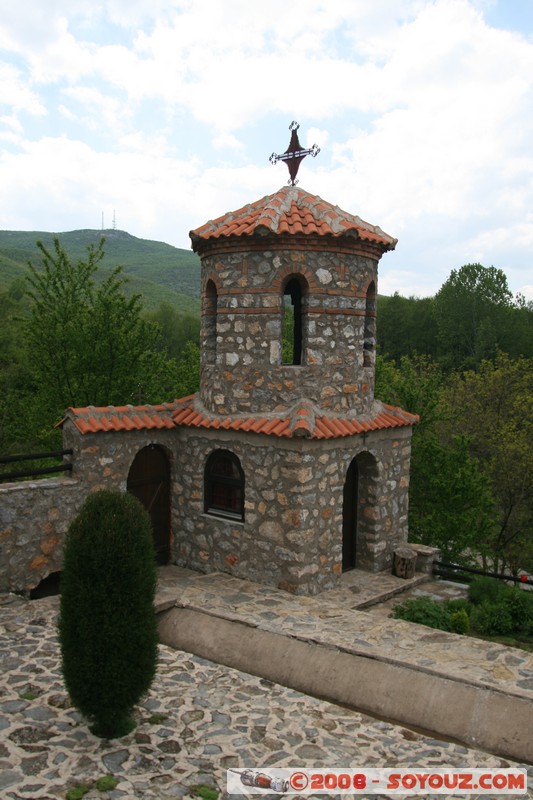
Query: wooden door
xmin=127 ymin=445 xmax=171 ymax=565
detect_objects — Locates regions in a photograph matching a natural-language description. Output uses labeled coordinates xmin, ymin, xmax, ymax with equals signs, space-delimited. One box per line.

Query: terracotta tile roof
xmin=190 ymin=186 xmax=397 ymax=252
xmin=171 ymin=398 xmax=418 ymax=440
xmin=60 ymin=402 xmax=181 ymax=435
xmin=61 ymin=396 xmax=418 ymax=438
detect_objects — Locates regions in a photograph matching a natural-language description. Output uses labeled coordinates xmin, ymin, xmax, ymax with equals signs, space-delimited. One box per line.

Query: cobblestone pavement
xmin=0 ymin=593 xmax=532 ymax=800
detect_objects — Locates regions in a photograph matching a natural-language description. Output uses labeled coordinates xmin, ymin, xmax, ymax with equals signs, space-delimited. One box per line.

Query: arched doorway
xmin=342 ymin=452 xmax=379 ymax=572
xmin=342 ymin=458 xmax=359 ymax=571
xmin=127 ymin=445 xmax=171 ymax=565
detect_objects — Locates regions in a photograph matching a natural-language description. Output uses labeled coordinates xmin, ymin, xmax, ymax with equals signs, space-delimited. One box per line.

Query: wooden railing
xmin=433 ymin=560 xmax=532 ymax=586
xmin=0 ymin=449 xmax=73 ymax=482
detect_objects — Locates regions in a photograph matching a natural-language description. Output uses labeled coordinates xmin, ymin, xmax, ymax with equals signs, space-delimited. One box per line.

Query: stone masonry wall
xmin=0 ymin=423 xmax=177 ymax=593
xmin=0 ymin=419 xmax=412 ymax=595
xmin=173 ymin=425 xmax=413 ymax=595
xmin=0 ymin=478 xmax=80 ymax=593
xmin=199 ymin=243 xmax=378 ymax=416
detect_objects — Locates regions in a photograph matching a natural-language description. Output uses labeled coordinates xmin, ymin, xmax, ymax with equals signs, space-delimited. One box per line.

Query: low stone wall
xmin=0 ymin=425 xmax=178 ymax=593
xmin=158 ymin=605 xmax=532 ymax=763
xmin=0 ymin=478 xmax=82 ymax=593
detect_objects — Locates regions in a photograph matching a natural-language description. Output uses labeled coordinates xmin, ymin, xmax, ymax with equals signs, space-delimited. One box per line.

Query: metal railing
xmin=433 ymin=560 xmax=532 ymax=586
xmin=0 ymin=449 xmax=73 ymax=482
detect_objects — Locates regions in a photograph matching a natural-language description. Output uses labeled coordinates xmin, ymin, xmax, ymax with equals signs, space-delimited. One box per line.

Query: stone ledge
xmin=158 ymin=606 xmax=532 ymax=763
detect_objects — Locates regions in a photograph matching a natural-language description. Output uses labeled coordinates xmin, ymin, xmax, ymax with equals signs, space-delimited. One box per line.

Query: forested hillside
xmin=0 ymin=237 xmax=531 ymax=576
xmin=0 ymin=229 xmax=201 ymax=312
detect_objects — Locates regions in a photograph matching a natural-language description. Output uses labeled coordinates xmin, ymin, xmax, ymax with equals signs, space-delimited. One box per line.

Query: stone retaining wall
xmin=0 ymin=424 xmax=177 ymax=593
xmin=0 ymin=478 xmax=80 ymax=592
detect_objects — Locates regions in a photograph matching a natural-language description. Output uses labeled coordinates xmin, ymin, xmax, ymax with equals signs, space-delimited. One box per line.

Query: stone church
xmin=60 ymin=129 xmax=418 ymax=595
xmin=61 ymin=181 xmax=417 ymax=596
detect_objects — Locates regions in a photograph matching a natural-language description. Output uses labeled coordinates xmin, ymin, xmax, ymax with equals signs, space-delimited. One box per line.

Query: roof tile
xmin=190 ymin=186 xmax=396 ymax=252
xmin=61 ymin=397 xmax=418 ymax=439
xmin=60 ymin=403 xmax=178 ymax=434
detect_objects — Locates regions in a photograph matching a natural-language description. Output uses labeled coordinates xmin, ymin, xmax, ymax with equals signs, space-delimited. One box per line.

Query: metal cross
xmin=269 ymin=121 xmax=320 ymax=185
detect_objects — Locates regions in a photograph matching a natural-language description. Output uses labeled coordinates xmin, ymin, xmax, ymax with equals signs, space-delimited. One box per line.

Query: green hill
xmin=0 ymin=229 xmax=201 ymax=313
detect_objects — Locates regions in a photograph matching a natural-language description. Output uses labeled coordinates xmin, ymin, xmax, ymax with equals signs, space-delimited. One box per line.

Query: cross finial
xmin=269 ymin=121 xmax=320 ymax=185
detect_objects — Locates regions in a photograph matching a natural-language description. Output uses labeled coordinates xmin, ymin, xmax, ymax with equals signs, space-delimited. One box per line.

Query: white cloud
xmin=0 ymin=64 xmax=46 ymax=115
xmin=0 ymin=0 xmax=533 ymax=299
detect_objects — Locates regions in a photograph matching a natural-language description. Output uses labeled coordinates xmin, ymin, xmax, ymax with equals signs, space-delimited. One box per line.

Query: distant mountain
xmin=0 ymin=229 xmax=201 ymax=314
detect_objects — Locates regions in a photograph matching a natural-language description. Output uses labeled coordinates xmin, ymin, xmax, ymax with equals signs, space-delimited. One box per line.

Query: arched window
xmin=204 ymin=449 xmax=245 ymax=521
xmin=282 ymin=276 xmax=307 ymax=365
xmin=204 ymin=279 xmax=218 ymax=365
xmin=363 ymin=280 xmax=376 ymax=367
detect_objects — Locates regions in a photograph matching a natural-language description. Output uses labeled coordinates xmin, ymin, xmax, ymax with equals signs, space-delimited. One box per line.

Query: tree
xmin=0 ymin=281 xmax=50 ymax=453
xmin=408 ymin=434 xmax=495 ymax=564
xmin=25 ymin=237 xmax=179 ymax=415
xmin=175 ymin=341 xmax=200 ymax=397
xmin=376 ymin=354 xmax=497 ymax=567
xmin=147 ymin=302 xmax=200 ymax=362
xmin=433 ymin=263 xmax=513 ymax=370
xmin=443 ymin=353 xmax=533 ymax=573
xmin=377 ymin=293 xmax=438 ymax=363
xmin=375 ymin=354 xmax=445 ymax=432
xmin=59 ymin=490 xmax=158 ymax=738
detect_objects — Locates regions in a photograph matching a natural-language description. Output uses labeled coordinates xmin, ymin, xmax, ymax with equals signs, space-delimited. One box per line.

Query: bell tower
xmin=169 ymin=123 xmax=417 ymax=593
xmin=190 ymin=184 xmax=395 ymax=419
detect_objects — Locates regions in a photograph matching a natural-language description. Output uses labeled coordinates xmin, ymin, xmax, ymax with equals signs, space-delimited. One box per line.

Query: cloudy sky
xmin=1 ymin=0 xmax=533 ymax=298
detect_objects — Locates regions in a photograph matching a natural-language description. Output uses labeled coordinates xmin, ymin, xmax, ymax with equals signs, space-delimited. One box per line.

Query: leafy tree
xmin=376 ymin=354 xmax=497 ymax=567
xmin=377 ymin=293 xmax=438 ymax=363
xmin=25 ymin=237 xmax=179 ymax=415
xmin=59 ymin=490 xmax=158 ymax=738
xmin=375 ymin=354 xmax=445 ymax=432
xmin=147 ymin=302 xmax=200 ymax=361
xmin=0 ymin=281 xmax=50 ymax=453
xmin=176 ymin=341 xmax=200 ymax=397
xmin=433 ymin=263 xmax=513 ymax=370
xmin=443 ymin=353 xmax=533 ymax=573
xmin=408 ymin=434 xmax=495 ymax=564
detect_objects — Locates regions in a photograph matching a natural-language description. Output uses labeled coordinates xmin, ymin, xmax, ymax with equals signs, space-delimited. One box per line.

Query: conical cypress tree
xmin=59 ymin=490 xmax=158 ymax=738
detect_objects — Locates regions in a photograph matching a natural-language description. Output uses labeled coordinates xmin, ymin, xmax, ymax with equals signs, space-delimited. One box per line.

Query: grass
xmin=95 ymin=775 xmax=119 ymax=791
xmin=147 ymin=712 xmax=169 ymax=724
xmin=66 ymin=775 xmax=119 ymax=797
xmin=190 ymin=784 xmax=219 ymax=800
xmin=66 ymin=786 xmax=90 ymax=800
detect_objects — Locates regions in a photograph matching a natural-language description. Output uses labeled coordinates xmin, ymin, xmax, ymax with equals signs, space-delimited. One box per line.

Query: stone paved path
xmin=1 ymin=592 xmax=532 ymax=800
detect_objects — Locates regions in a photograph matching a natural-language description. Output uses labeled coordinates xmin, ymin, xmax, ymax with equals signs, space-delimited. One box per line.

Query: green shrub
xmin=392 ymin=596 xmax=452 ymax=631
xmin=450 ymin=609 xmax=470 ymax=635
xmin=446 ymin=598 xmax=471 ymax=615
xmin=470 ymin=602 xmax=514 ymax=636
xmin=504 ymin=588 xmax=533 ymax=635
xmin=468 ymin=577 xmax=508 ymax=606
xmin=59 ymin=490 xmax=158 ymax=738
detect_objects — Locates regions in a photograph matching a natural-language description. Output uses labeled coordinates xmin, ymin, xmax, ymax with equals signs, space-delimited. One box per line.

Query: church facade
xmin=61 ymin=184 xmax=417 ymax=595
